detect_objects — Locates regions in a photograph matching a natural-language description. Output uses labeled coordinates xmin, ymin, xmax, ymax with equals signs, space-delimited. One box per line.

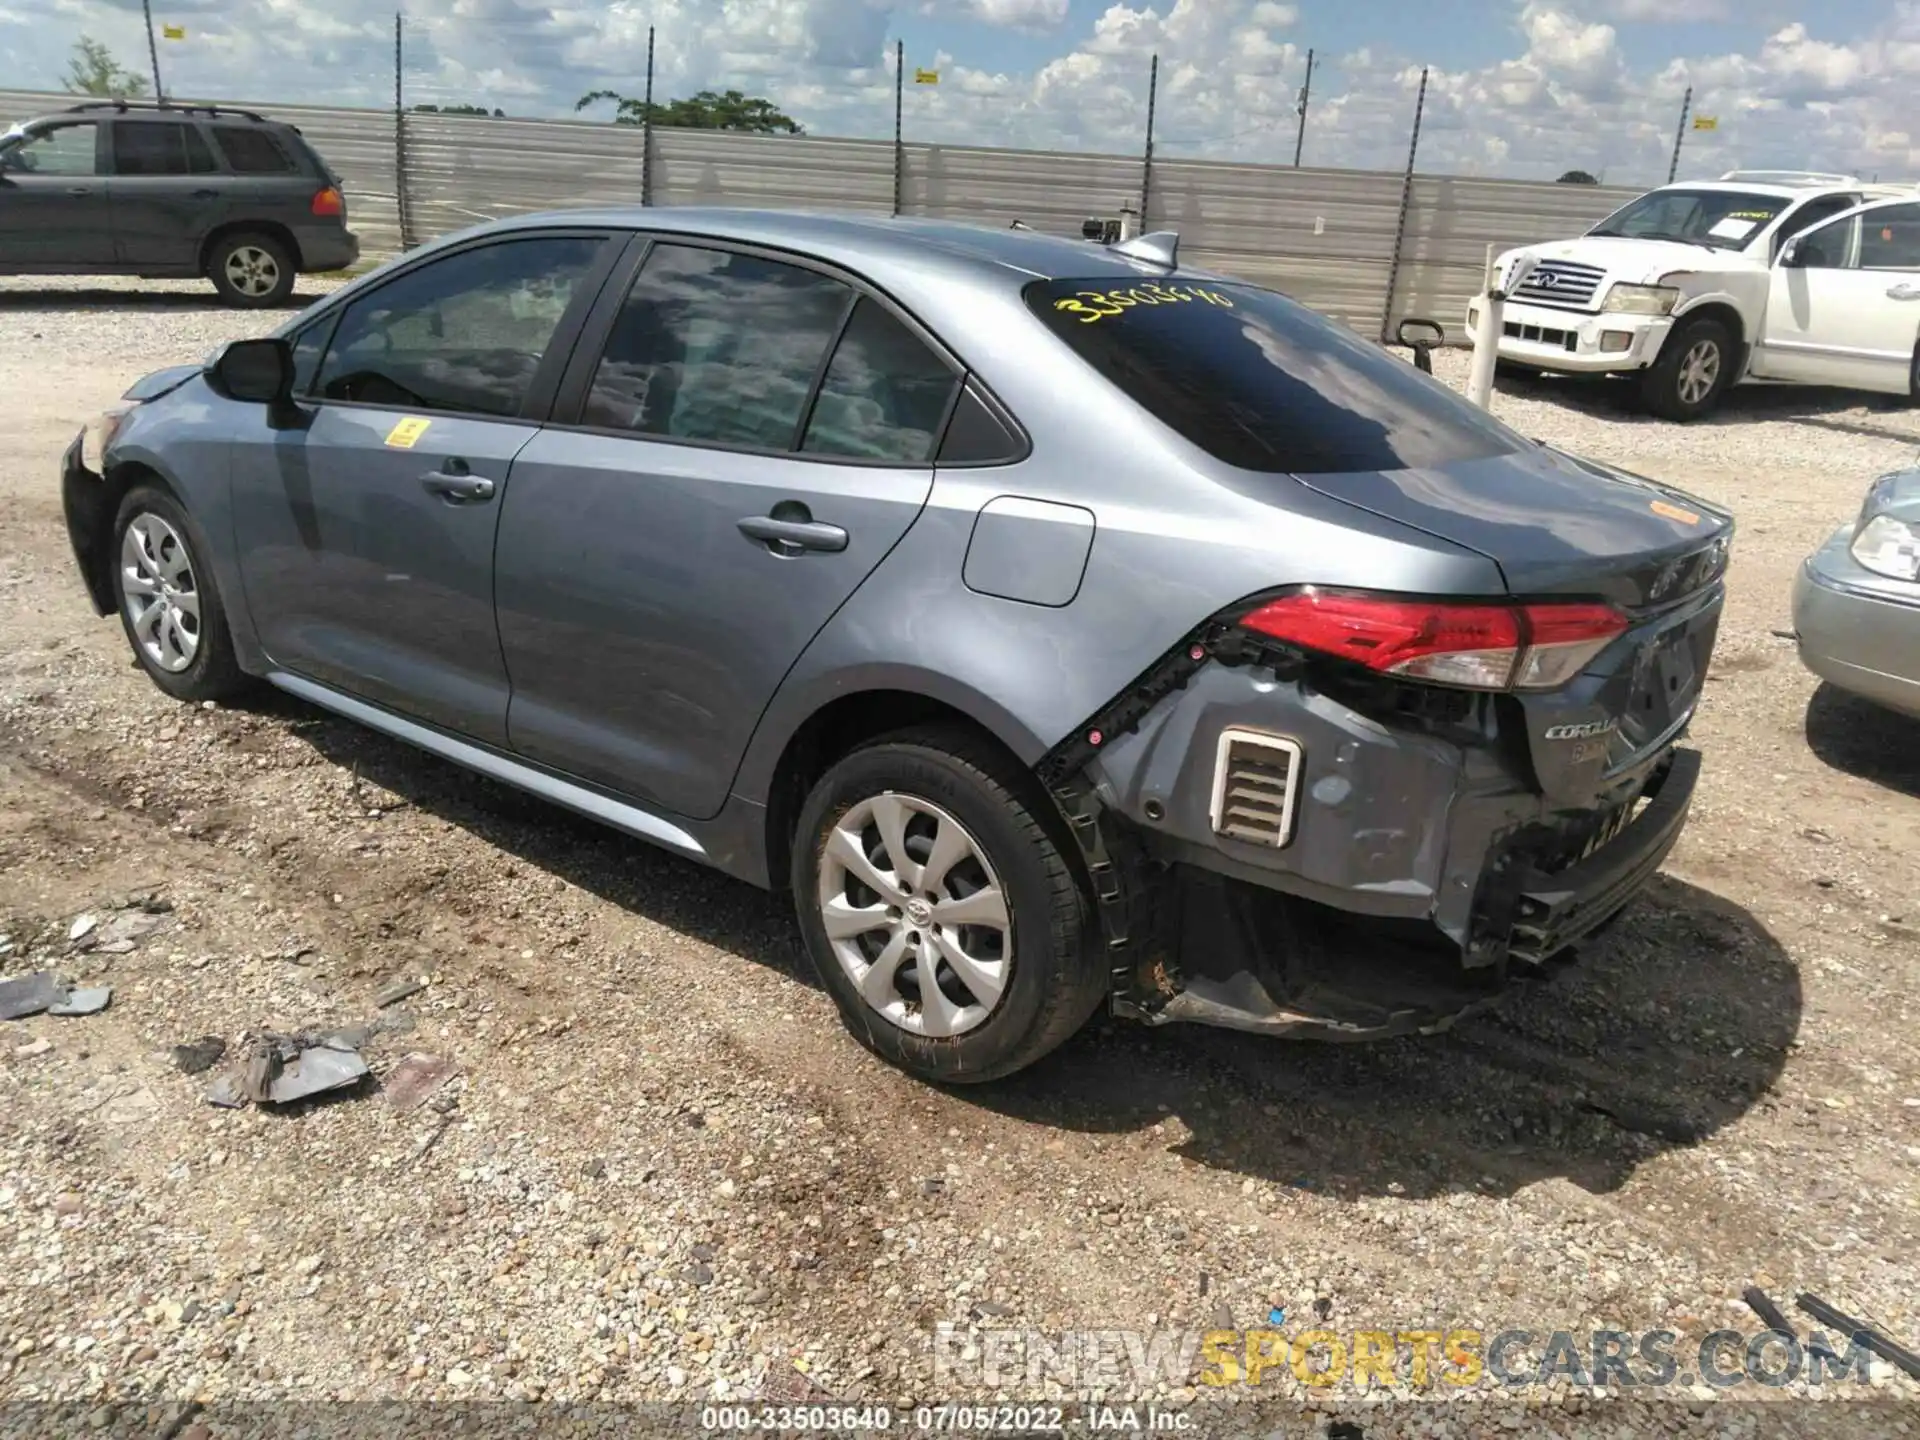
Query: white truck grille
xmin=1513 ymin=259 xmax=1607 ymax=308
xmin=1208 ymin=729 xmax=1302 ymax=848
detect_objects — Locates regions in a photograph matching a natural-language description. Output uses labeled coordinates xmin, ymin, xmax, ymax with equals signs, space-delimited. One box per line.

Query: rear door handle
xmin=1887 ymin=283 xmax=1920 ymax=301
xmin=66 ymin=186 xmax=93 ymax=196
xmin=191 ymin=188 xmax=219 ymax=200
xmin=738 ymin=515 xmax=848 ymax=555
xmin=421 ymin=470 xmax=495 ymax=504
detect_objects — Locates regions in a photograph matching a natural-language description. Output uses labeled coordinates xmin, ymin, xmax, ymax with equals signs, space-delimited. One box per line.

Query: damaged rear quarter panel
xmin=1088 ymin=661 xmax=1548 ymax=936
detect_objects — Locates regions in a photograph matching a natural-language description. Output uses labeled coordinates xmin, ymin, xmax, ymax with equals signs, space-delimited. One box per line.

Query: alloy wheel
xmin=121 ymin=513 xmax=200 ymax=673
xmin=224 ymin=245 xmax=281 ymax=299
xmin=816 ymin=792 xmax=1012 ymax=1038
xmin=1677 ymin=339 xmax=1721 ymax=407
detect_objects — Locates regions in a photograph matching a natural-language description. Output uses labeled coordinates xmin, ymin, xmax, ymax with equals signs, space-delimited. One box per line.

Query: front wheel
xmin=1640 ymin=317 xmax=1734 ymax=421
xmin=791 ymin=728 xmax=1107 ymax=1083
xmin=112 ymin=483 xmax=250 ymax=703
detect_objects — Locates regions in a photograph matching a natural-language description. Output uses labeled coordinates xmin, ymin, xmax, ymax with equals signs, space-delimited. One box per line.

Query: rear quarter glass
xmin=1023 ymin=277 xmax=1529 ymax=476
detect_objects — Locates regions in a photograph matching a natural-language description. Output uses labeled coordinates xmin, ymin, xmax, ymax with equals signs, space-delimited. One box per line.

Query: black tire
xmin=1494 ymin=360 xmax=1542 ymax=382
xmin=790 ymin=726 xmax=1106 ymax=1084
xmin=1639 ymin=316 xmax=1734 ymax=421
xmin=111 ymin=483 xmax=251 ymax=704
xmin=206 ymin=230 xmax=297 ymax=308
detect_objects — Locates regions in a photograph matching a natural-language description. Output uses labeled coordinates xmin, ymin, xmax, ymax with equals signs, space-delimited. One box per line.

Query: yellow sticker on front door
xmin=384 ymin=416 xmax=432 ymax=449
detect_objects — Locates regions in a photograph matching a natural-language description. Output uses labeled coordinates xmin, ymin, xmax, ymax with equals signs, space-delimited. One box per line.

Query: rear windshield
xmin=1023 ymin=278 xmax=1525 ymax=475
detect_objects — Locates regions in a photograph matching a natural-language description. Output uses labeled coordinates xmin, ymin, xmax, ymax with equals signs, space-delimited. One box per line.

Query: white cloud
xmin=3 ymin=0 xmax=1916 ymax=186
xmin=956 ymin=0 xmax=1069 ymax=33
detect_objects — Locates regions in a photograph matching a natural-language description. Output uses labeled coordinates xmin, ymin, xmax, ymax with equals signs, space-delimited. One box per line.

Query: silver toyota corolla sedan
xmin=61 ymin=209 xmax=1734 ymax=1083
xmin=1794 ymin=467 xmax=1920 ymax=719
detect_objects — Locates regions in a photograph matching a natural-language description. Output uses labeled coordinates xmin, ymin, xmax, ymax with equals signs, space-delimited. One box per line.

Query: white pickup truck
xmin=1469 ymin=171 xmax=1920 ymax=420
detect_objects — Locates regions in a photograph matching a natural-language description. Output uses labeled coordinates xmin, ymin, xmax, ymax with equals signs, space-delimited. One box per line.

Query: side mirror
xmin=1779 ymin=238 xmax=1805 ymax=268
xmin=208 ymin=337 xmax=293 ymax=404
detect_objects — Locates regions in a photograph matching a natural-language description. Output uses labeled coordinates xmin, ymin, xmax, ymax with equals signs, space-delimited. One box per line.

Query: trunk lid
xmin=1293 ymin=445 xmax=1734 ymax=803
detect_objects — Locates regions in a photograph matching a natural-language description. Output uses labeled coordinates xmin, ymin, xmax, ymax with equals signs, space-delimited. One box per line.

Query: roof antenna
xmin=1113 ymin=230 xmax=1180 ymax=268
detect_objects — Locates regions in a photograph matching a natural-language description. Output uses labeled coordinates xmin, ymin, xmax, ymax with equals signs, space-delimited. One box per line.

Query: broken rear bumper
xmin=1143 ymin=747 xmax=1698 ymax=1040
xmin=1506 ymin=746 xmax=1697 ymax=964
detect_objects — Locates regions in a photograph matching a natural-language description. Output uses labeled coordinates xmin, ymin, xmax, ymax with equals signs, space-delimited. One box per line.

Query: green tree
xmin=574 ymin=87 xmax=804 ymax=134
xmin=61 ymin=35 xmax=149 ymax=99
xmin=413 ymin=104 xmax=505 ymax=117
xmin=1556 ymin=169 xmax=1599 ymax=184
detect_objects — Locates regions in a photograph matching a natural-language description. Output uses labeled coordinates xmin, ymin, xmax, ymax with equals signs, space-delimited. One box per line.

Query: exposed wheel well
xmin=1671 ymin=302 xmax=1747 ymax=363
xmin=764 ymin=690 xmax=1030 ymax=896
xmin=73 ymin=461 xmax=169 ymax=615
xmin=200 ymin=221 xmax=302 ymax=276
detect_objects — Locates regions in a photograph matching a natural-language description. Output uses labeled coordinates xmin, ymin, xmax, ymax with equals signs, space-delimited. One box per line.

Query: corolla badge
xmin=1543 ymin=718 xmax=1619 ymax=741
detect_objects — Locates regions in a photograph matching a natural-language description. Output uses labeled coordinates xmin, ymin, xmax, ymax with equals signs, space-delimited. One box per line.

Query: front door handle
xmin=191 ymin=188 xmax=219 ymax=200
xmin=66 ymin=186 xmax=93 ymax=196
xmin=738 ymin=514 xmax=848 ymax=555
xmin=421 ymin=470 xmax=495 ymax=504
xmin=1886 ymin=283 xmax=1920 ymax=301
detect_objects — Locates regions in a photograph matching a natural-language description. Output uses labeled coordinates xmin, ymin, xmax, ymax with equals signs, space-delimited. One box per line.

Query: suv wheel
xmin=791 ymin=728 xmax=1107 ymax=1083
xmin=112 ymin=484 xmax=250 ymax=703
xmin=1640 ymin=316 xmax=1733 ymax=422
xmin=208 ymin=232 xmax=296 ymax=308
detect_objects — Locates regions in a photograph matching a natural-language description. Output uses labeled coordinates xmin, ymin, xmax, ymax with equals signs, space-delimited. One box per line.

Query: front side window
xmin=313 ymin=236 xmax=604 ymax=416
xmin=1858 ymin=204 xmax=1920 ymax=270
xmin=1772 ymin=196 xmax=1857 ymax=258
xmin=802 ymin=298 xmax=959 ymax=462
xmin=112 ymin=122 xmax=217 ymax=176
xmin=1589 ymin=188 xmax=1788 ymax=251
xmin=0 ymin=122 xmax=98 ymax=177
xmin=583 ymin=244 xmax=852 ymax=450
xmin=211 ymin=126 xmax=296 ymax=174
xmin=1025 ymin=277 xmax=1526 ymax=475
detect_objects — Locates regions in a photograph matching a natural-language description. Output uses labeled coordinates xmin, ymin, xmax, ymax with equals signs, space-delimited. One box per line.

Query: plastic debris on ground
xmin=0 ymin=971 xmax=112 ymax=1021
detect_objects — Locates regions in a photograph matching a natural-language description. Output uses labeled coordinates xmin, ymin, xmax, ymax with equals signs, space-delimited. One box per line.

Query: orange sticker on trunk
xmin=1650 ymin=500 xmax=1700 ymax=525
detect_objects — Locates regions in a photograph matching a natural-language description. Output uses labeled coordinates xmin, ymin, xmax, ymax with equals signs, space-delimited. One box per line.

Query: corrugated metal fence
xmin=3 ymin=88 xmax=1641 ymax=338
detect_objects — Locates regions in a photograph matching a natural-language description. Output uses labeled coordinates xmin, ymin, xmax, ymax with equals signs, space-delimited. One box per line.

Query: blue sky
xmin=7 ymin=0 xmax=1918 ymax=183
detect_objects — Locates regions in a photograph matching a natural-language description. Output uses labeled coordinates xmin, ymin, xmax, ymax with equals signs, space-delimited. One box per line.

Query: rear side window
xmin=802 ymin=298 xmax=959 ymax=462
xmin=312 ymin=236 xmax=603 ymax=416
xmin=1024 ymin=278 xmax=1525 ymax=475
xmin=582 ymin=243 xmax=852 ymax=450
xmin=112 ymin=122 xmax=217 ymax=176
xmin=212 ymin=126 xmax=297 ymax=174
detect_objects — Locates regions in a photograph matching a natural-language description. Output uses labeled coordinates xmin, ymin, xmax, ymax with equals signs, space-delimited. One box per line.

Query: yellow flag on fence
xmin=162 ymin=24 xmax=186 ymax=39
xmin=1692 ymin=115 xmax=1718 ymax=131
xmin=914 ymin=68 xmax=939 ymax=84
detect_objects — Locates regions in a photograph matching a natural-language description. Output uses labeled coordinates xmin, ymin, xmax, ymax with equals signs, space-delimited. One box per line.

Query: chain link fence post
xmin=1379 ymin=65 xmax=1428 ymax=343
xmin=394 ymin=13 xmax=416 ymax=250
xmin=641 ymin=25 xmax=655 ymax=207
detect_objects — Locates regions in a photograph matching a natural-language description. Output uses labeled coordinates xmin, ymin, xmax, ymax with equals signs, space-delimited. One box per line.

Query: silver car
xmin=1794 ymin=466 xmax=1920 ymax=718
xmin=60 ymin=209 xmax=1733 ymax=1083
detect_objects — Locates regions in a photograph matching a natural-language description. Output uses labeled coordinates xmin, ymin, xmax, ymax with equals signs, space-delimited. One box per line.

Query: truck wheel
xmin=791 ymin=727 xmax=1107 ymax=1084
xmin=112 ymin=483 xmax=251 ymax=703
xmin=1640 ymin=317 xmax=1733 ymax=422
xmin=207 ymin=231 xmax=296 ymax=308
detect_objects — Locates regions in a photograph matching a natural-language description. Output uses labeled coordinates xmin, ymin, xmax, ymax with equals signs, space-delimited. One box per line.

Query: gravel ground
xmin=2 ymin=275 xmax=1919 ymax=1438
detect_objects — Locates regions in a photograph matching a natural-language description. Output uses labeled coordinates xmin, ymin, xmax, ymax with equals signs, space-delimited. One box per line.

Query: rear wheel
xmin=112 ymin=484 xmax=250 ymax=703
xmin=791 ymin=728 xmax=1106 ymax=1083
xmin=207 ymin=231 xmax=296 ymax=308
xmin=1640 ymin=316 xmax=1733 ymax=421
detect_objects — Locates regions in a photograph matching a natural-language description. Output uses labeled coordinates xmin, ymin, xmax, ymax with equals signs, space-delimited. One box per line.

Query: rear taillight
xmin=311 ymin=186 xmax=344 ymax=217
xmin=1238 ymin=590 xmax=1627 ymax=692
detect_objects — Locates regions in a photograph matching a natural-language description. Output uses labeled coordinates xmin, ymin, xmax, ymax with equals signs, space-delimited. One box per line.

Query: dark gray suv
xmin=0 ymin=100 xmax=358 ymax=306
